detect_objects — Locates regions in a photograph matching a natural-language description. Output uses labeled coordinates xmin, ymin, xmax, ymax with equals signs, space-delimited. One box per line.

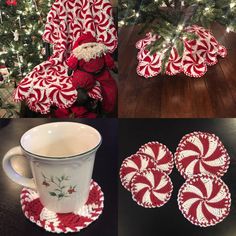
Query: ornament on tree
xmin=40 ymin=48 xmax=46 ymax=56
xmin=0 ymin=11 xmax=3 ymax=24
xmin=13 ymin=30 xmax=19 ymax=41
xmin=17 ymin=16 xmax=22 ymax=28
xmin=0 ymin=65 xmax=9 ymax=84
xmin=136 ymin=26 xmax=227 ymax=78
xmin=6 ymin=0 xmax=17 ymax=6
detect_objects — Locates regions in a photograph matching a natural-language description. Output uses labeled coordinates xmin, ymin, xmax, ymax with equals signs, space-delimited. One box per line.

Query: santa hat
xmin=67 ymin=32 xmax=108 ymax=69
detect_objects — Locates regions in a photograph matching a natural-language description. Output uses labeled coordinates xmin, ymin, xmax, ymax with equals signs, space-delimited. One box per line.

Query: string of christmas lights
xmin=119 ymin=0 xmax=236 ymax=32
xmin=0 ymin=0 xmax=53 ymax=84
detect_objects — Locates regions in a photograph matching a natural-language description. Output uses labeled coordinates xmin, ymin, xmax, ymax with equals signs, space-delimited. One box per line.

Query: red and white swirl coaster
xmin=120 ymin=154 xmax=157 ymax=191
xmin=137 ymin=142 xmax=174 ymax=175
xmin=20 ymin=180 xmax=104 ymax=234
xmin=175 ymin=132 xmax=230 ymax=179
xmin=178 ymin=174 xmax=231 ymax=227
xmin=131 ymin=168 xmax=173 ymax=208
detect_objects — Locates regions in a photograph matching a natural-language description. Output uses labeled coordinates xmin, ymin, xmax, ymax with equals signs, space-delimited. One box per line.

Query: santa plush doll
xmin=67 ymin=32 xmax=117 ymax=114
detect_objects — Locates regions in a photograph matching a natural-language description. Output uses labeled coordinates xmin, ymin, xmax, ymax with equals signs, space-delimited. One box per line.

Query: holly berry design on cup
xmin=68 ymin=186 xmax=76 ymax=194
xmin=41 ymin=173 xmax=77 ymax=200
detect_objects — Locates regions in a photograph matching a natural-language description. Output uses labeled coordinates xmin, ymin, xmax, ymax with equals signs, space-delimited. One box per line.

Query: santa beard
xmin=73 ymin=42 xmax=108 ymax=62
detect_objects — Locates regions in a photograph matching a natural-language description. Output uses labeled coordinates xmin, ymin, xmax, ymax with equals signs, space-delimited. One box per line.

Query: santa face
xmin=73 ymin=42 xmax=108 ymax=62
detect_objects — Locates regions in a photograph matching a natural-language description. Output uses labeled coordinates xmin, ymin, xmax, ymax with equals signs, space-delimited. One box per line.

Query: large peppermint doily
xmin=178 ymin=174 xmax=231 ymax=227
xmin=136 ymin=25 xmax=227 ymax=78
xmin=131 ymin=168 xmax=173 ymax=208
xmin=174 ymin=132 xmax=230 ymax=179
xmin=21 ymin=180 xmax=104 ymax=233
xmin=119 ymin=154 xmax=157 ymax=191
xmin=14 ymin=0 xmax=117 ymax=114
xmin=137 ymin=141 xmax=174 ymax=175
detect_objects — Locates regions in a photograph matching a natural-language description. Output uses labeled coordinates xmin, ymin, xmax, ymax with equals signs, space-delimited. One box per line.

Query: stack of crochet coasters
xmin=120 ymin=142 xmax=174 ymax=208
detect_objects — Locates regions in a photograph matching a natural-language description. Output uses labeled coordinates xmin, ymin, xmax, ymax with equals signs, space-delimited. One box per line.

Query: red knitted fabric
xmin=21 ymin=180 xmax=104 ymax=233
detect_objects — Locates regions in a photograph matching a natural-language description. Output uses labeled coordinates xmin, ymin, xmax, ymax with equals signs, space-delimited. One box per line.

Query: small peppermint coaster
xmin=131 ymin=168 xmax=173 ymax=208
xmin=178 ymin=174 xmax=231 ymax=227
xmin=120 ymin=154 xmax=157 ymax=191
xmin=137 ymin=141 xmax=174 ymax=175
xmin=175 ymin=132 xmax=230 ymax=179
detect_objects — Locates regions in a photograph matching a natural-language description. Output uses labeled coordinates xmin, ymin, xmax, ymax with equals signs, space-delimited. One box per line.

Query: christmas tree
xmin=0 ymin=0 xmax=52 ymax=84
xmin=119 ymin=0 xmax=236 ymax=74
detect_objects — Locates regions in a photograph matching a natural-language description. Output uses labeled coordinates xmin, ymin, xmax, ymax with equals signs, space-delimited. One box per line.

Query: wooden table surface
xmin=119 ymin=119 xmax=236 ymax=236
xmin=0 ymin=119 xmax=118 ymax=236
xmin=118 ymin=24 xmax=236 ymax=118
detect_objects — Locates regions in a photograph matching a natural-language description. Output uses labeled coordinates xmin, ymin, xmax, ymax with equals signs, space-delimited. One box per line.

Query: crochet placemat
xmin=175 ymin=132 xmax=230 ymax=179
xmin=20 ymin=180 xmax=104 ymax=234
xmin=178 ymin=174 xmax=231 ymax=227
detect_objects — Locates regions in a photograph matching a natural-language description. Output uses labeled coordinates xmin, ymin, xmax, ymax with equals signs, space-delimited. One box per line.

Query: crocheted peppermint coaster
xmin=178 ymin=174 xmax=231 ymax=227
xmin=131 ymin=168 xmax=173 ymax=208
xmin=120 ymin=154 xmax=157 ymax=191
xmin=175 ymin=132 xmax=230 ymax=179
xmin=21 ymin=180 xmax=104 ymax=234
xmin=137 ymin=141 xmax=174 ymax=175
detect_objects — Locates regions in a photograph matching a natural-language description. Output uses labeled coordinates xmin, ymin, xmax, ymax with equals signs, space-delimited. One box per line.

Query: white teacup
xmin=2 ymin=122 xmax=102 ymax=213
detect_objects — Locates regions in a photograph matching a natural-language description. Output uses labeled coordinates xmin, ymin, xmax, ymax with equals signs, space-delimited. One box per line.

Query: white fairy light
xmin=177 ymin=24 xmax=184 ymax=31
xmin=120 ymin=20 xmax=125 ymax=25
xmin=136 ymin=12 xmax=140 ymax=18
xmin=226 ymin=27 xmax=231 ymax=33
xmin=230 ymin=2 xmax=236 ymax=8
xmin=166 ymin=37 xmax=171 ymax=43
xmin=205 ymin=7 xmax=210 ymax=11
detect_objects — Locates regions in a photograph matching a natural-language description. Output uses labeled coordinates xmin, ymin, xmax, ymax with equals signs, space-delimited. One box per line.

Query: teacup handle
xmin=2 ymin=146 xmax=36 ymax=190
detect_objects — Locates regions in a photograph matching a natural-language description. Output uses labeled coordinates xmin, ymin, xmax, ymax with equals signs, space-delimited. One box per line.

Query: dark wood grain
xmin=0 ymin=119 xmax=118 ymax=236
xmin=118 ymin=24 xmax=236 ymax=118
xmin=119 ymin=119 xmax=236 ymax=236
